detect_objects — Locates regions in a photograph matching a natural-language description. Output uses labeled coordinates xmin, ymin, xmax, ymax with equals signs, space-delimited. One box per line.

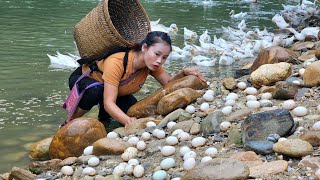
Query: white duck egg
xmin=201 ymin=156 xmax=213 ymax=163
xmin=121 ymin=147 xmax=138 ymax=161
xmin=183 ymin=158 xmax=196 ymax=170
xmin=179 ymin=146 xmax=191 ymax=156
xmin=141 ymin=132 xmax=151 ymax=141
xmin=112 ymin=165 xmax=126 ymax=176
xmin=191 ymin=137 xmax=206 ymax=147
xmin=246 ymin=95 xmax=257 ymax=101
xmin=200 ymin=103 xmax=210 ymax=111
xmin=226 ymin=93 xmax=239 ymax=101
xmin=133 ymin=165 xmax=144 ymax=178
xmin=171 ymin=178 xmax=181 ymax=180
xmin=225 ymin=99 xmax=236 ymax=106
xmin=245 ymin=87 xmax=257 ymax=95
xmin=153 ymin=129 xmax=160 ymax=137
xmin=278 ymin=137 xmax=287 ymax=142
xmin=160 ymin=158 xmax=175 ymax=170
xmin=166 ymin=136 xmax=178 ymax=145
xmin=153 ymin=170 xmax=167 ymax=180
xmin=172 ymin=129 xmax=184 ymax=136
xmin=312 ymin=121 xmax=320 ymax=130
xmin=205 ymin=147 xmax=218 ymax=157
xmin=203 ymin=93 xmax=214 ymax=102
xmin=167 ymin=121 xmax=177 ymax=130
xmin=128 ymin=159 xmax=139 ymax=166
xmin=183 ymin=151 xmax=197 ymax=160
xmin=222 ymin=106 xmax=233 ymax=115
xmin=185 ymin=105 xmax=196 ymax=114
xmin=156 ymin=130 xmax=166 ymax=139
xmin=136 ymin=141 xmax=147 ymax=151
xmin=261 ymin=93 xmax=272 ymax=100
xmin=237 ymin=82 xmax=247 ymax=90
xmin=317 ymin=105 xmax=320 ymax=112
xmin=220 ymin=121 xmax=231 ymax=131
xmin=88 ymin=157 xmax=100 ymax=167
xmin=107 ymin=132 xmax=118 ymax=139
xmin=178 ymin=132 xmax=191 ymax=141
xmin=128 ymin=136 xmax=140 ymax=146
xmin=83 ymin=167 xmax=96 ymax=176
xmin=161 ymin=146 xmax=176 ymax=156
xmin=146 ymin=121 xmax=157 ymax=128
xmin=83 ymin=146 xmax=93 ymax=155
xmin=246 ymin=100 xmax=260 ymax=109
xmin=61 ymin=166 xmax=73 ymax=176
xmin=124 ymin=164 xmax=134 ymax=175
xmin=299 ymin=68 xmax=305 ymax=76
xmin=206 ymin=89 xmax=214 ymax=96
xmin=292 ymin=106 xmax=308 ymax=117
xmin=282 ymin=100 xmax=296 ymax=110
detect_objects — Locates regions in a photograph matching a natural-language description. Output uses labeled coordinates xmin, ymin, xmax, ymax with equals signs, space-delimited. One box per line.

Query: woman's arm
xmin=103 ymin=82 xmax=136 ymax=126
xmin=154 ymin=67 xmax=206 ymax=86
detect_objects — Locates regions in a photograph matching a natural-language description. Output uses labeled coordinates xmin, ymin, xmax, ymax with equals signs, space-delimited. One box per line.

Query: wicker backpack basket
xmin=73 ymin=0 xmax=150 ymax=60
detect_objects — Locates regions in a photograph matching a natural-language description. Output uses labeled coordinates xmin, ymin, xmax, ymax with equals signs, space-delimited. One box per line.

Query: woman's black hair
xmin=77 ymin=31 xmax=172 ymax=66
xmin=132 ymin=31 xmax=172 ymax=52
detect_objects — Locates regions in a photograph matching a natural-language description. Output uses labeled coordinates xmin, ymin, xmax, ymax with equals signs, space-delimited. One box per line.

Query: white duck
xmin=191 ymin=55 xmax=216 ymax=66
xmin=229 ymin=10 xmax=247 ymax=19
xmin=184 ymin=27 xmax=198 ymax=42
xmin=286 ymin=27 xmax=320 ymax=41
xmin=237 ymin=20 xmax=246 ymax=31
xmin=218 ymin=55 xmax=234 ymax=66
xmin=47 ymin=51 xmax=80 ymax=68
xmin=199 ymin=30 xmax=211 ymax=43
xmin=272 ymin=14 xmax=290 ymax=30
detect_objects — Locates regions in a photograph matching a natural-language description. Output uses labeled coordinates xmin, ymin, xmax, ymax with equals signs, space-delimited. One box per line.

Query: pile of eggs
xmin=59 ymin=78 xmax=318 ymax=179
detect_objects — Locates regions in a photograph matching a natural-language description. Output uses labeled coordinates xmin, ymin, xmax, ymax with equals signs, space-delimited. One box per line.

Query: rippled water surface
xmin=0 ymin=0 xmax=290 ymax=173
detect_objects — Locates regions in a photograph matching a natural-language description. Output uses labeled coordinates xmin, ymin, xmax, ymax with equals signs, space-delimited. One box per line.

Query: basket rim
xmin=102 ymin=0 xmax=151 ymax=45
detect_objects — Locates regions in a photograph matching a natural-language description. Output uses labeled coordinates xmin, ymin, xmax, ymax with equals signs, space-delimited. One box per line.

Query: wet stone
xmin=242 ymin=109 xmax=294 ymax=143
xmin=272 ymin=81 xmax=300 ymax=100
xmin=244 ymin=140 xmax=274 ymax=155
xmin=200 ymin=110 xmax=225 ymax=134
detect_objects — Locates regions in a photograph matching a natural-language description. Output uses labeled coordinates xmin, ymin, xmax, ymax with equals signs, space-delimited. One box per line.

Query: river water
xmin=0 ymin=0 xmax=290 ymax=173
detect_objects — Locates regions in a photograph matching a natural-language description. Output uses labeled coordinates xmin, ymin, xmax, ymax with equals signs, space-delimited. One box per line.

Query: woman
xmin=67 ymin=31 xmax=206 ymax=128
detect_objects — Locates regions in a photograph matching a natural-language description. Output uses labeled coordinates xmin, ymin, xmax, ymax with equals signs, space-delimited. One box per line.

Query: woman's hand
xmin=125 ymin=117 xmax=137 ymax=127
xmin=183 ymin=67 xmax=206 ymax=82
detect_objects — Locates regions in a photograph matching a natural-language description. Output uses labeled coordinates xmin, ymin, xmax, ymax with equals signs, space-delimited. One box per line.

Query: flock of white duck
xmin=48 ymin=0 xmax=320 ymax=69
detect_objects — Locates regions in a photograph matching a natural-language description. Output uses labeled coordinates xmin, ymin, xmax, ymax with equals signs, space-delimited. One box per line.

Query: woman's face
xmin=142 ymin=42 xmax=171 ymax=71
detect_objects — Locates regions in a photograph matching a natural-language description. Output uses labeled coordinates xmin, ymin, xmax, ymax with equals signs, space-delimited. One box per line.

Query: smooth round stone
xmin=292 ymin=106 xmax=308 ymax=117
xmin=273 ymin=139 xmax=313 ymax=158
xmin=244 ymin=140 xmax=274 ymax=155
xmin=259 ymin=99 xmax=273 ymax=107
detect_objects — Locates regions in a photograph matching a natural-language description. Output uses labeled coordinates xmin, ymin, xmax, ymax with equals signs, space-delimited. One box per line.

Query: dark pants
xmin=68 ymin=66 xmax=137 ymax=127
